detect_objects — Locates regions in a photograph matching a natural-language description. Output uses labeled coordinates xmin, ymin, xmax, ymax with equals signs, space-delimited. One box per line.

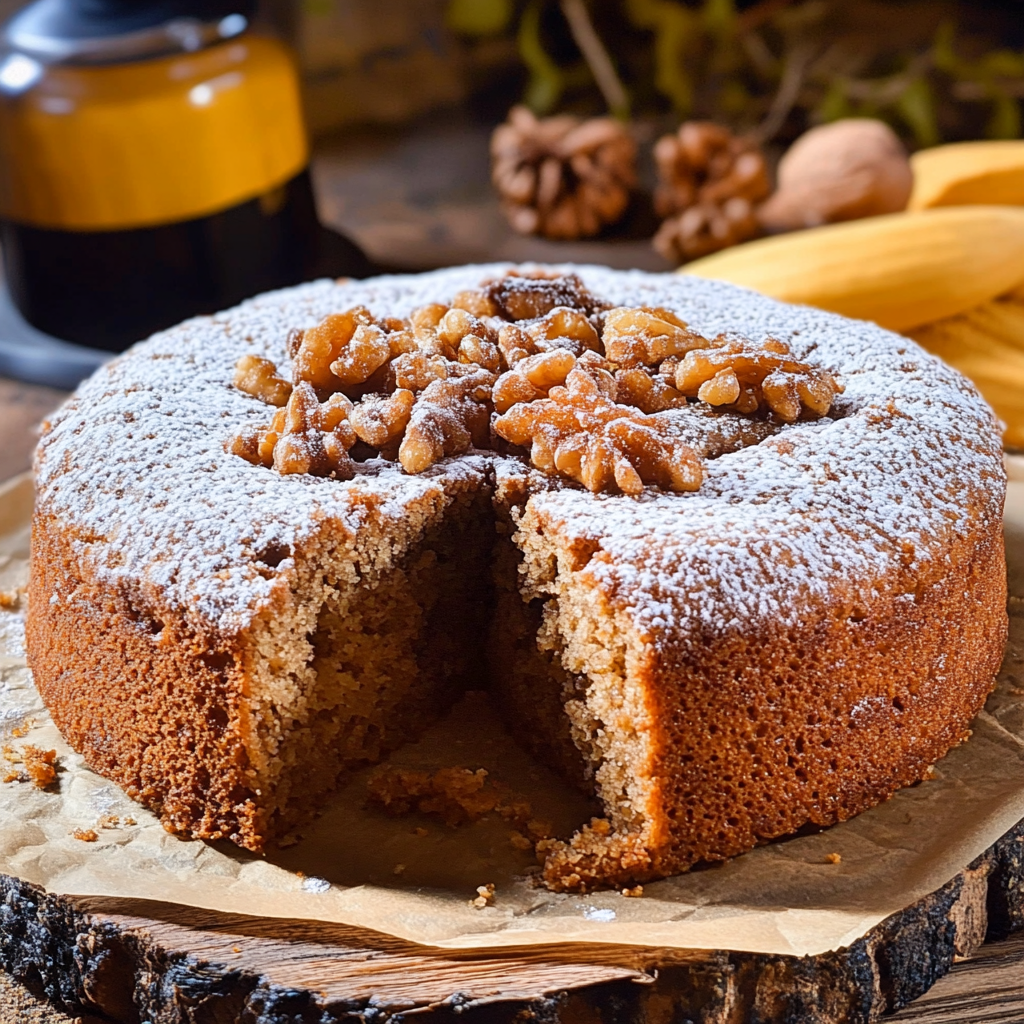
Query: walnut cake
xmin=27 ymin=265 xmax=1007 ymax=892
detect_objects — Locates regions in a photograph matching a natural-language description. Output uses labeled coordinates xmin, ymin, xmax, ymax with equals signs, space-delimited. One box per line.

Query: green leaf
xmin=895 ymin=78 xmax=940 ymax=148
xmin=626 ymin=0 xmax=697 ymax=115
xmin=977 ymin=50 xmax=1024 ymax=80
xmin=518 ymin=0 xmax=565 ymax=114
xmin=701 ymin=0 xmax=736 ymax=41
xmin=931 ymin=20 xmax=963 ymax=76
xmin=446 ymin=0 xmax=513 ymax=36
xmin=987 ymin=93 xmax=1022 ymax=139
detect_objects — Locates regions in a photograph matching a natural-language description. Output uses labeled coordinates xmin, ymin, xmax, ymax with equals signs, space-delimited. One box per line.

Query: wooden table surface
xmin=1 ymin=119 xmax=1022 ymax=1023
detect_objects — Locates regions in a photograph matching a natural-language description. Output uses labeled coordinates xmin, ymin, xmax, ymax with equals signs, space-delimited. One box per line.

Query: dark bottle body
xmin=1 ymin=171 xmax=367 ymax=351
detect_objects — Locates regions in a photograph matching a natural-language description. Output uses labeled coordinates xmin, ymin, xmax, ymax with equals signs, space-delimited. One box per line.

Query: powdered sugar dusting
xmin=34 ymin=264 xmax=1004 ymax=638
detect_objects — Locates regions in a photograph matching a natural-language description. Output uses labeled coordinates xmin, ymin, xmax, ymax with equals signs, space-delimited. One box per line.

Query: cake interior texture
xmin=26 ymin=264 xmax=1008 ymax=892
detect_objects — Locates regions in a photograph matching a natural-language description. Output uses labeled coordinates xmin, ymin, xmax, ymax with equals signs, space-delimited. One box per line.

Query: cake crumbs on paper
xmin=72 ymin=829 xmax=99 ymax=842
xmin=825 ymin=852 xmax=842 ymax=864
xmin=366 ymin=765 xmax=554 ymax=857
xmin=2 ymin=744 xmax=58 ymax=788
xmin=509 ymin=830 xmax=534 ymax=851
xmin=471 ymin=883 xmax=495 ymax=909
xmin=621 ymin=885 xmax=644 ymax=897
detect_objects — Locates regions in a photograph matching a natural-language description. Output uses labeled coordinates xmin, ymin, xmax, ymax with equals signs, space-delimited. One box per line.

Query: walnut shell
xmin=757 ymin=119 xmax=913 ymax=233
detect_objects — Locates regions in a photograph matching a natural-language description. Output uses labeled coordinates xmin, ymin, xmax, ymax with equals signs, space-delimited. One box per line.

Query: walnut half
xmin=494 ymin=365 xmax=702 ymax=495
xmin=674 ymin=338 xmax=843 ymax=422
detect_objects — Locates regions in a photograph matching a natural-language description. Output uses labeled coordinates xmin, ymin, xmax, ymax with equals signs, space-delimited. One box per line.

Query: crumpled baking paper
xmin=1 ymin=472 xmax=1022 ymax=956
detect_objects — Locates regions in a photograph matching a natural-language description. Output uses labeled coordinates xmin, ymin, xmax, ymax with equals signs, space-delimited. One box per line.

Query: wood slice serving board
xmin=1 ymin=833 xmax=1024 ymax=1024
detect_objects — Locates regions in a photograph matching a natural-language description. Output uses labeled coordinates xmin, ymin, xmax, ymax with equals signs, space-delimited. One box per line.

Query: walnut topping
xmin=350 ymin=389 xmax=415 ymax=451
xmin=524 ymin=307 xmax=601 ymax=356
xmin=227 ymin=270 xmax=842 ymax=495
xmin=602 ymin=307 xmax=709 ymax=366
xmin=291 ymin=307 xmax=401 ymax=393
xmin=486 ymin=271 xmax=605 ymax=321
xmin=230 ymin=382 xmax=356 ymax=478
xmin=493 ymin=365 xmax=703 ymax=495
xmin=233 ymin=355 xmax=292 ymax=406
xmin=492 ymin=350 xmax=577 ymax=414
xmin=390 ymin=351 xmax=449 ymax=392
xmin=614 ymin=367 xmax=688 ymax=413
xmin=674 ymin=339 xmax=844 ymax=422
xmin=399 ymin=370 xmax=494 ymax=474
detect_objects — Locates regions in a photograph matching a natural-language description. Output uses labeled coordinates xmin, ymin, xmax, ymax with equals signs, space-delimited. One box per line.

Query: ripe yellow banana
xmin=907 ymin=292 xmax=1024 ymax=448
xmin=909 ymin=140 xmax=1024 ymax=210
xmin=682 ymin=206 xmax=1024 ymax=332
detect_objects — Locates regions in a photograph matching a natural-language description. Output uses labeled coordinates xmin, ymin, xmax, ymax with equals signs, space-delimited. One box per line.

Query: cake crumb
xmin=412 ymin=827 xmax=429 ymax=837
xmin=621 ymin=885 xmax=644 ymax=897
xmin=232 ymin=946 xmax=241 ymax=953
xmin=73 ymin=829 xmax=99 ymax=842
xmin=526 ymin=818 xmax=553 ymax=840
xmin=509 ymin=830 xmax=534 ymax=851
xmin=825 ymin=852 xmax=842 ymax=864
xmin=367 ymin=765 xmax=551 ymax=847
xmin=471 ymin=883 xmax=495 ymax=908
xmin=0 ymin=587 xmax=22 ymax=610
xmin=1 ymin=744 xmax=58 ymax=788
xmin=123 ymin=817 xmax=137 ymax=826
xmin=98 ymin=815 xmax=120 ymax=829
xmin=368 ymin=766 xmax=503 ymax=825
xmin=922 ymin=765 xmax=938 ymax=781
xmin=393 ymin=863 xmax=406 ymax=875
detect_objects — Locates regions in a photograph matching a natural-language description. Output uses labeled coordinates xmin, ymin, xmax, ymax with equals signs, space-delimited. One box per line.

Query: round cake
xmin=27 ymin=264 xmax=1007 ymax=892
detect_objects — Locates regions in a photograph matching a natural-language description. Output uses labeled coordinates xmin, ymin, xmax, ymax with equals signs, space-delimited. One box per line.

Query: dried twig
xmin=559 ymin=0 xmax=630 ymax=118
xmin=752 ymin=42 xmax=816 ymax=142
xmin=953 ymin=80 xmax=1024 ymax=100
xmin=842 ymin=52 xmax=933 ymax=104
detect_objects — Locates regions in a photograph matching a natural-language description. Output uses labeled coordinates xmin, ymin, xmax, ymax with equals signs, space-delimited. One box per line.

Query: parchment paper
xmin=1 ymin=471 xmax=1022 ymax=957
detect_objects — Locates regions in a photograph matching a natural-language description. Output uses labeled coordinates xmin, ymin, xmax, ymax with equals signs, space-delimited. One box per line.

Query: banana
xmin=907 ymin=291 xmax=1024 ymax=448
xmin=682 ymin=206 xmax=1024 ymax=332
xmin=908 ymin=140 xmax=1024 ymax=210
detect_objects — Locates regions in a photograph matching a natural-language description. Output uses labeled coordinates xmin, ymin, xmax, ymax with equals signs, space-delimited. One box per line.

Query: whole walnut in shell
xmin=757 ymin=119 xmax=913 ymax=233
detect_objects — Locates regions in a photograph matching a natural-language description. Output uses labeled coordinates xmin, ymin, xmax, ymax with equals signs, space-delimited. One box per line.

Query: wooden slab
xmin=0 ymin=816 xmax=1022 ymax=1024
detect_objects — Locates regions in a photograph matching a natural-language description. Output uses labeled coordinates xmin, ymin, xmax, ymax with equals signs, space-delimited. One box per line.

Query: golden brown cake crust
xmin=524 ymin=511 xmax=1006 ymax=890
xmin=26 ymin=264 xmax=1008 ymax=884
xmin=26 ymin=510 xmax=263 ymax=846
